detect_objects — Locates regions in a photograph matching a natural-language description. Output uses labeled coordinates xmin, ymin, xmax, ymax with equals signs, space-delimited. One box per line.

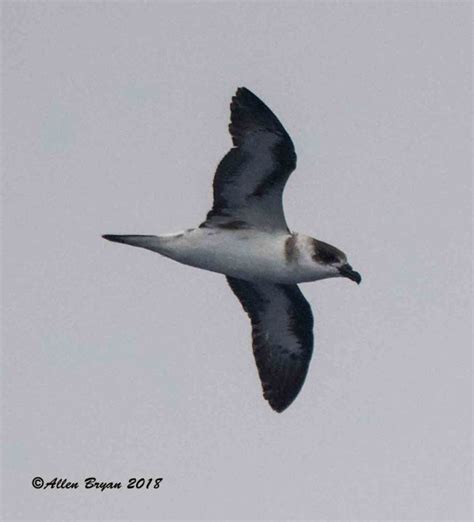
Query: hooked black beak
xmin=338 ymin=264 xmax=362 ymax=285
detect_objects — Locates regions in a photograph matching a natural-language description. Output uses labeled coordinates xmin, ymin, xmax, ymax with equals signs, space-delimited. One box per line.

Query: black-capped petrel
xmin=103 ymin=87 xmax=361 ymax=412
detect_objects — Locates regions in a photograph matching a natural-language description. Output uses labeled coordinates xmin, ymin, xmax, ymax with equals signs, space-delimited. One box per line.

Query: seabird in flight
xmin=103 ymin=87 xmax=361 ymax=412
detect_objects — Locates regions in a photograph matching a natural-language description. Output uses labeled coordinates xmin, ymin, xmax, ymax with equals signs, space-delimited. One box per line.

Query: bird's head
xmin=311 ymin=239 xmax=362 ymax=284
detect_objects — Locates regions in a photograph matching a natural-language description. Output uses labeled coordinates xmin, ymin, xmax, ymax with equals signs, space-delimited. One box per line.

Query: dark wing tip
xmin=267 ymin=396 xmax=295 ymax=413
xmin=262 ymin=361 xmax=311 ymax=414
xmin=230 ymin=86 xmax=272 ymax=116
xmin=228 ymin=86 xmax=290 ymax=147
xmin=233 ymin=86 xmax=260 ymax=103
xmin=236 ymin=86 xmax=250 ymax=95
xmin=264 ymin=376 xmax=310 ymax=413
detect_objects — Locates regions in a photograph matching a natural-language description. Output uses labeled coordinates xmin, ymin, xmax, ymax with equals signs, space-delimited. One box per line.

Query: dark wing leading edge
xmin=226 ymin=277 xmax=314 ymax=412
xmin=201 ymin=87 xmax=297 ymax=232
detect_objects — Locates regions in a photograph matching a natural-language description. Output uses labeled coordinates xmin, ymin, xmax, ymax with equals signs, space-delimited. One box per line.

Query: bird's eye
xmin=312 ymin=249 xmax=340 ymax=265
xmin=319 ymin=252 xmax=339 ymax=264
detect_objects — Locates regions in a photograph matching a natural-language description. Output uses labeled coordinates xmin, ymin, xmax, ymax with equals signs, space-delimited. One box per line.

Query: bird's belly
xmin=161 ymin=229 xmax=306 ymax=283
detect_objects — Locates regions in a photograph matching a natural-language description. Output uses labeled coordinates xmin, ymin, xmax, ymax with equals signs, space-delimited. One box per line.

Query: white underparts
xmin=146 ymin=228 xmax=338 ymax=284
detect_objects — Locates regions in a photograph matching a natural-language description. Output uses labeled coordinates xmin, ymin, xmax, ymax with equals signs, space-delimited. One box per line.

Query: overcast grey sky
xmin=2 ymin=1 xmax=472 ymax=520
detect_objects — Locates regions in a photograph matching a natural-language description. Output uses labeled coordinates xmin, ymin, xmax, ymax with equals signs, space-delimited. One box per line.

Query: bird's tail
xmin=102 ymin=234 xmax=165 ymax=253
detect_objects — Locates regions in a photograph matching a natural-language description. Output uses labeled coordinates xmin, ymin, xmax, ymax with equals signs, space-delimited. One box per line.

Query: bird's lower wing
xmin=226 ymin=276 xmax=314 ymax=412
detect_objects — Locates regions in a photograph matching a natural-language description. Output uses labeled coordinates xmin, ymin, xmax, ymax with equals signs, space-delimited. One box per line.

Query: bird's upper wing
xmin=226 ymin=276 xmax=314 ymax=412
xmin=200 ymin=87 xmax=297 ymax=232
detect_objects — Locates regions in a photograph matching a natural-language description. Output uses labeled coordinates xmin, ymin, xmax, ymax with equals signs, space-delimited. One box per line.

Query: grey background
xmin=1 ymin=1 xmax=472 ymax=520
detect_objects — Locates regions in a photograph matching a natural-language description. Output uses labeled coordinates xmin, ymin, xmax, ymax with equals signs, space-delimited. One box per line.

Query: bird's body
xmin=110 ymin=229 xmax=342 ymax=285
xmin=104 ymin=87 xmax=361 ymax=412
